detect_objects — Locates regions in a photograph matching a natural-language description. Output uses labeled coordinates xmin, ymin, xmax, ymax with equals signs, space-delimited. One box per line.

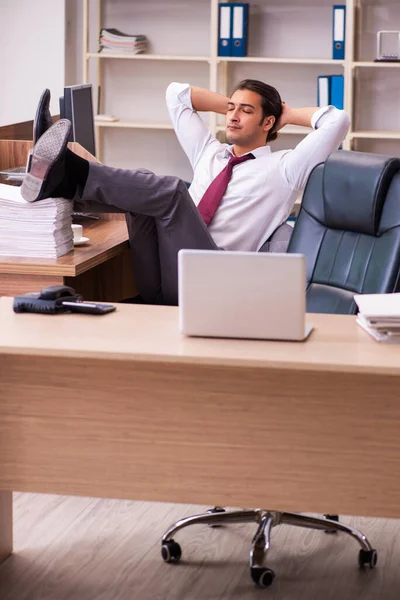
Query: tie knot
xmin=228 ymin=153 xmax=255 ymax=167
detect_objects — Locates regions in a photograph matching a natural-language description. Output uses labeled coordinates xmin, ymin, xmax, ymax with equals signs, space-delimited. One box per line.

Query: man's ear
xmin=263 ymin=116 xmax=275 ymax=132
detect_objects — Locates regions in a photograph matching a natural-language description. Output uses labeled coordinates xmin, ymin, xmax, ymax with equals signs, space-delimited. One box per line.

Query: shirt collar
xmin=224 ymin=144 xmax=271 ymax=158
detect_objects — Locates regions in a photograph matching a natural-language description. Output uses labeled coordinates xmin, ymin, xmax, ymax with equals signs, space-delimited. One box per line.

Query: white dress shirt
xmin=166 ymin=82 xmax=350 ymax=251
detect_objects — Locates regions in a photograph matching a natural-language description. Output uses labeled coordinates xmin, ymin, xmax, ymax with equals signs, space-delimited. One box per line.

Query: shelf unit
xmin=82 ymin=0 xmax=400 ymax=171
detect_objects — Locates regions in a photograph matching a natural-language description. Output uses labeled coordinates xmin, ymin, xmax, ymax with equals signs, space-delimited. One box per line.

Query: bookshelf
xmin=82 ymin=0 xmax=400 ymax=174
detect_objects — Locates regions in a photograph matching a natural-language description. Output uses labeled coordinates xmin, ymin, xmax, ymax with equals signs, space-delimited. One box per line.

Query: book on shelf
xmin=0 ymin=183 xmax=73 ymax=259
xmin=354 ymin=293 xmax=400 ymax=343
xmin=99 ymin=28 xmax=148 ymax=54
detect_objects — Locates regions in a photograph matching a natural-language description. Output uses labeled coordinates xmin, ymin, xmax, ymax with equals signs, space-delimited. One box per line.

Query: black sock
xmin=52 ymin=149 xmax=90 ymax=199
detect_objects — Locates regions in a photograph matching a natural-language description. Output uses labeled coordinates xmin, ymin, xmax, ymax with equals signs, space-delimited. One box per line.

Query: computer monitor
xmin=59 ymin=84 xmax=96 ymax=157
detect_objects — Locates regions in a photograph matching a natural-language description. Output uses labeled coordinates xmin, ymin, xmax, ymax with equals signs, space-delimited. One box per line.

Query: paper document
xmin=355 ymin=293 xmax=400 ymax=343
xmin=0 ymin=183 xmax=73 ymax=258
xmin=0 ymin=182 xmax=25 ymax=202
xmin=356 ymin=317 xmax=400 ymax=343
xmin=354 ymin=293 xmax=400 ymax=318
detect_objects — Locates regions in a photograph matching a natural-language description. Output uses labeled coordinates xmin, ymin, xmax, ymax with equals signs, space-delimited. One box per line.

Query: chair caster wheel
xmin=324 ymin=514 xmax=339 ymax=534
xmin=324 ymin=514 xmax=339 ymax=521
xmin=161 ymin=540 xmax=182 ymax=563
xmin=250 ymin=567 xmax=275 ymax=588
xmin=358 ymin=549 xmax=378 ymax=569
xmin=207 ymin=506 xmax=226 ymax=528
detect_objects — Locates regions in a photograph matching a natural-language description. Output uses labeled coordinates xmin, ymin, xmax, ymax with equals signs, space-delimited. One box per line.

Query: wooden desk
xmin=0 ymin=217 xmax=136 ymax=301
xmin=1 ymin=300 xmax=400 ymax=562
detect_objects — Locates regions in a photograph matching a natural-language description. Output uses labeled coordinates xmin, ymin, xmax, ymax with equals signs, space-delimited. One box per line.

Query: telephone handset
xmin=13 ymin=285 xmax=82 ymax=314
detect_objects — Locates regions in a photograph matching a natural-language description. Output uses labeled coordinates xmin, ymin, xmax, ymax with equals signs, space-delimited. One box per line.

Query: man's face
xmin=225 ymin=89 xmax=273 ymax=148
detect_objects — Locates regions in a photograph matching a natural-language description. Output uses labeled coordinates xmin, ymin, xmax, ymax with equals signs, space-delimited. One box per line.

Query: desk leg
xmin=0 ymin=491 xmax=12 ymax=563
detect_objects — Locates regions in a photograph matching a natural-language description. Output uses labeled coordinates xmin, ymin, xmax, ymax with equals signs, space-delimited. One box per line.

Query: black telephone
xmin=13 ymin=285 xmax=116 ymax=316
xmin=13 ymin=285 xmax=82 ymax=314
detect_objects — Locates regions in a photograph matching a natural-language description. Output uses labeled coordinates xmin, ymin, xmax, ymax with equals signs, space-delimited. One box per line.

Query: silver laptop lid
xmin=178 ymin=249 xmax=308 ymax=341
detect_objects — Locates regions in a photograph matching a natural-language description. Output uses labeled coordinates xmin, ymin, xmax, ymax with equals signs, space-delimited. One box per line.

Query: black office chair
xmin=160 ymin=150 xmax=400 ymax=587
xmin=289 ymin=150 xmax=400 ymax=311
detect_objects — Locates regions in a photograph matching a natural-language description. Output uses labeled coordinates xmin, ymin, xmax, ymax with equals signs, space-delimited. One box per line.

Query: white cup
xmin=71 ymin=224 xmax=83 ymax=243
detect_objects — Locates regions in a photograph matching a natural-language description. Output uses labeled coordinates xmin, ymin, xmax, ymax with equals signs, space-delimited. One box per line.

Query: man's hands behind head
xmin=270 ymin=101 xmax=291 ymax=136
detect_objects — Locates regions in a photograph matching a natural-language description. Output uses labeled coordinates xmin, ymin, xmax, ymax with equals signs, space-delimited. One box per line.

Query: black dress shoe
xmin=33 ymin=89 xmax=53 ymax=144
xmin=21 ymin=119 xmax=72 ymax=202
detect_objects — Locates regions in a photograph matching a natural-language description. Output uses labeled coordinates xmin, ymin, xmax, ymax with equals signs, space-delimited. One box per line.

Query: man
xmin=22 ymin=81 xmax=350 ymax=305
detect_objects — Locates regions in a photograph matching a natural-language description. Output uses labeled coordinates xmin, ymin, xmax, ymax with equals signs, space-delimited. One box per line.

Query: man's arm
xmin=166 ymin=82 xmax=222 ymax=169
xmin=274 ymin=103 xmax=351 ymax=191
xmin=190 ymin=86 xmax=229 ymax=115
xmin=274 ymin=103 xmax=320 ymax=130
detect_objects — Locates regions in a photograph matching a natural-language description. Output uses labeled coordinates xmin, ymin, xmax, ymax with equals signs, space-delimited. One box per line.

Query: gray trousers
xmin=74 ymin=162 xmax=218 ymax=305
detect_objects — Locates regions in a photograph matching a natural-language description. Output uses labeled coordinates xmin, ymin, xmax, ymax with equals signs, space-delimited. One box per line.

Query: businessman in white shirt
xmin=22 ymin=80 xmax=350 ymax=305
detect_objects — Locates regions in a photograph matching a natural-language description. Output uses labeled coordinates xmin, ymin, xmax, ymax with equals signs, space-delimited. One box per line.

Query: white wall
xmin=65 ymin=0 xmax=83 ymax=86
xmin=0 ymin=0 xmax=65 ymax=126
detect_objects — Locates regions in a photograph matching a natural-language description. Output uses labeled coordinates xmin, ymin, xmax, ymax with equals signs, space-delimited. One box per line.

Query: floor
xmin=1 ymin=493 xmax=399 ymax=599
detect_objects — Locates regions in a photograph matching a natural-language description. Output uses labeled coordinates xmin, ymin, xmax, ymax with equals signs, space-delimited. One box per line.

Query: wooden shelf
xmin=88 ymin=53 xmax=346 ymax=67
xmin=216 ymin=124 xmax=312 ymax=135
xmin=353 ymin=61 xmax=400 ymax=68
xmin=99 ymin=122 xmax=311 ymax=135
xmin=88 ymin=53 xmax=347 ymax=67
xmin=218 ymin=56 xmax=345 ymax=66
xmin=350 ymin=130 xmax=400 ymax=140
xmin=95 ymin=120 xmax=174 ymax=130
xmin=86 ymin=52 xmax=210 ymax=62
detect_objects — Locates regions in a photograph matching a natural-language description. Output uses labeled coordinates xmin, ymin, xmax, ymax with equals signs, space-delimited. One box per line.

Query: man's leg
xmin=22 ymin=126 xmax=218 ymax=305
xmin=125 ymin=214 xmax=163 ymax=304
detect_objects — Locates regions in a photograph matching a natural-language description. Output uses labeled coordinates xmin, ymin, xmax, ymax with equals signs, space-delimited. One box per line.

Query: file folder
xmin=231 ymin=3 xmax=249 ymax=57
xmin=330 ymin=75 xmax=344 ymax=110
xmin=218 ymin=3 xmax=232 ymax=57
xmin=332 ymin=5 xmax=346 ymax=60
xmin=317 ymin=76 xmax=330 ymax=107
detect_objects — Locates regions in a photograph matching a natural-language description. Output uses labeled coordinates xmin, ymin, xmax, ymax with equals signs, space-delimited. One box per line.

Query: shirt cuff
xmin=166 ymin=82 xmax=192 ymax=109
xmin=311 ymin=105 xmax=334 ymax=129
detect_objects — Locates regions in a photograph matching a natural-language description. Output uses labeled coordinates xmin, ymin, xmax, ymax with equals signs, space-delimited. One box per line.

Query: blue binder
xmin=218 ymin=3 xmax=232 ymax=57
xmin=330 ymin=75 xmax=344 ymax=110
xmin=317 ymin=76 xmax=330 ymax=107
xmin=332 ymin=5 xmax=346 ymax=60
xmin=231 ymin=3 xmax=249 ymax=57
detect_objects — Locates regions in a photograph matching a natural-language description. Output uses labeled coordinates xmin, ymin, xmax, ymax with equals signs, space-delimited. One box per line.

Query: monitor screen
xmin=60 ymin=84 xmax=96 ymax=157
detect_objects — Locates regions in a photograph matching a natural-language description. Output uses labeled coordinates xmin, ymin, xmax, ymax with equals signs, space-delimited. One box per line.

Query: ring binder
xmin=317 ymin=76 xmax=330 ymax=107
xmin=317 ymin=75 xmax=344 ymax=110
xmin=330 ymin=75 xmax=344 ymax=110
xmin=218 ymin=3 xmax=232 ymax=57
xmin=332 ymin=5 xmax=346 ymax=60
xmin=231 ymin=3 xmax=249 ymax=58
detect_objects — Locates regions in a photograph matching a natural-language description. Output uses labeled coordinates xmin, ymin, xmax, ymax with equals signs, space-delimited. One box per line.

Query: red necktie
xmin=197 ymin=153 xmax=255 ymax=226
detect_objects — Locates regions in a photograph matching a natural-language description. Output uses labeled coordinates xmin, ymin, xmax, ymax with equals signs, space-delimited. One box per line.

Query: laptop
xmin=178 ymin=249 xmax=313 ymax=341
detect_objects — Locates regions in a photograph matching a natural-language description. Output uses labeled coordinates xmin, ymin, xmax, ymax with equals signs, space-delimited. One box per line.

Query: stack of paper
xmin=0 ymin=183 xmax=73 ymax=258
xmin=354 ymin=293 xmax=400 ymax=343
xmin=99 ymin=28 xmax=148 ymax=54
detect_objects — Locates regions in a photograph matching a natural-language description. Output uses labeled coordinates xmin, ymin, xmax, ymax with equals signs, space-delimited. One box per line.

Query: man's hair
xmin=232 ymin=79 xmax=282 ymax=143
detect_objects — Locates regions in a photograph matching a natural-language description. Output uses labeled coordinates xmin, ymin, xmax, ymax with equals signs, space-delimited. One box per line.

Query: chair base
xmin=161 ymin=509 xmax=377 ymax=588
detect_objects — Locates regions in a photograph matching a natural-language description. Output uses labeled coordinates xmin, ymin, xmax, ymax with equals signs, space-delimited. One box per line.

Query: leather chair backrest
xmin=288 ymin=150 xmax=400 ymax=314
